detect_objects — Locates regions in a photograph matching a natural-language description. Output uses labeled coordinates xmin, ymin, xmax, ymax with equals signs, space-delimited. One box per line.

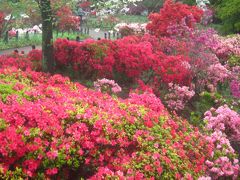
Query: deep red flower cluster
xmin=54 ymin=39 xmax=116 ymax=79
xmin=27 ymin=49 xmax=42 ymax=70
xmin=0 ymin=50 xmax=42 ymax=71
xmin=0 ymin=67 xmax=214 ymax=179
xmin=54 ymin=36 xmax=191 ymax=85
xmin=147 ymin=0 xmax=203 ymax=37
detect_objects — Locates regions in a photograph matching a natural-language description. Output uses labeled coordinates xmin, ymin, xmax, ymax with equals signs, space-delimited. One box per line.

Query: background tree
xmin=35 ymin=0 xmax=77 ymax=72
xmin=0 ymin=12 xmax=5 ymax=38
xmin=35 ymin=0 xmax=54 ymax=72
xmin=56 ymin=5 xmax=80 ymax=32
xmin=0 ymin=0 xmax=31 ymax=37
xmin=214 ymin=0 xmax=240 ymax=34
xmin=142 ymin=0 xmax=164 ymax=13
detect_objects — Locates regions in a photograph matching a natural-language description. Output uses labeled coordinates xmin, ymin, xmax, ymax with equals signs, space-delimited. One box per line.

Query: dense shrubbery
xmin=0 ymin=0 xmax=239 ymax=179
xmin=0 ymin=67 xmax=226 ymax=179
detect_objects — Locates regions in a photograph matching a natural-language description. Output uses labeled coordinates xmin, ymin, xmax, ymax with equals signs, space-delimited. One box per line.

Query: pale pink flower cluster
xmin=94 ymin=78 xmax=122 ymax=94
xmin=198 ymin=176 xmax=211 ymax=180
xmin=213 ymin=34 xmax=240 ymax=58
xmin=165 ymin=83 xmax=195 ymax=111
xmin=204 ymin=131 xmax=239 ymax=179
xmin=207 ymin=63 xmax=230 ymax=85
xmin=114 ymin=23 xmax=147 ymax=33
xmin=204 ymin=105 xmax=240 ymax=141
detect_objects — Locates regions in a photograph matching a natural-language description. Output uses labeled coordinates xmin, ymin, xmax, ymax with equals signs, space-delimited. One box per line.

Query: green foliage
xmin=0 ymin=118 xmax=8 ymax=131
xmin=142 ymin=0 xmax=164 ymax=12
xmin=189 ymin=92 xmax=215 ymax=126
xmin=181 ymin=0 xmax=196 ymax=5
xmin=215 ymin=0 xmax=240 ymax=34
xmin=228 ymin=55 xmax=240 ymax=67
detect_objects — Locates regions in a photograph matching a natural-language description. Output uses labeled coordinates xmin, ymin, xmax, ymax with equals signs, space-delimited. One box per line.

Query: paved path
xmin=89 ymin=29 xmax=106 ymax=40
xmin=0 ymin=29 xmax=109 ymax=55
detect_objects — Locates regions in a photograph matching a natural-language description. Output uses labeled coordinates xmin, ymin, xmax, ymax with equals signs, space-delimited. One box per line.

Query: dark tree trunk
xmin=39 ymin=0 xmax=54 ymax=73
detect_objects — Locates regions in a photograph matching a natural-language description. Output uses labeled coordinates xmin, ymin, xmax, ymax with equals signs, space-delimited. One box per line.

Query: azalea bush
xmin=147 ymin=0 xmax=203 ymax=37
xmin=164 ymin=83 xmax=195 ymax=111
xmin=204 ymin=131 xmax=239 ymax=179
xmin=204 ymin=105 xmax=240 ymax=142
xmin=54 ymin=38 xmax=115 ymax=80
xmin=0 ymin=67 xmax=224 ymax=179
xmin=0 ymin=0 xmax=239 ymax=179
xmin=0 ymin=50 xmax=42 ymax=71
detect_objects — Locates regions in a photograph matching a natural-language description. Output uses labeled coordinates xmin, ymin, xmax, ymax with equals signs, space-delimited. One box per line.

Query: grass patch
xmin=0 ymin=32 xmax=89 ymax=51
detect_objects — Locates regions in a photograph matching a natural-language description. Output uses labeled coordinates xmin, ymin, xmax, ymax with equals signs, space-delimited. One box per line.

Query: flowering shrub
xmin=165 ymin=83 xmax=195 ymax=111
xmin=114 ymin=37 xmax=155 ymax=79
xmin=54 ymin=35 xmax=193 ymax=87
xmin=204 ymin=105 xmax=240 ymax=142
xmin=153 ymin=52 xmax=192 ymax=86
xmin=0 ymin=55 xmax=32 ymax=70
xmin=216 ymin=34 xmax=240 ymax=57
xmin=27 ymin=49 xmax=42 ymax=71
xmin=230 ymin=80 xmax=240 ymax=99
xmin=204 ymin=131 xmax=239 ymax=179
xmin=147 ymin=0 xmax=203 ymax=37
xmin=94 ymin=78 xmax=122 ymax=94
xmin=56 ymin=6 xmax=80 ymax=31
xmin=54 ymin=38 xmax=115 ymax=79
xmin=159 ymin=24 xmax=231 ymax=92
xmin=207 ymin=63 xmax=229 ymax=85
xmin=0 ymin=51 xmax=42 ymax=71
xmin=0 ymin=67 xmax=224 ymax=179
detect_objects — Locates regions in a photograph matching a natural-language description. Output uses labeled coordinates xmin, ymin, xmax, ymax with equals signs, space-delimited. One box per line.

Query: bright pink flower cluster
xmin=0 ymin=67 xmax=216 ymax=179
